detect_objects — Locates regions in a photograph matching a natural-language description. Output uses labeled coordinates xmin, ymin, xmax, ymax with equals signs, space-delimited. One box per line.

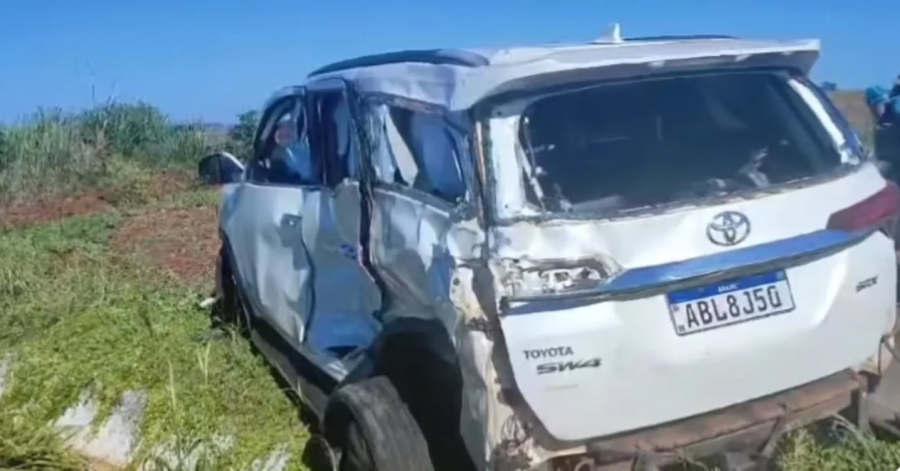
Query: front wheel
xmin=213 ymin=246 xmax=249 ymax=335
xmin=326 ymin=377 xmax=434 ymax=471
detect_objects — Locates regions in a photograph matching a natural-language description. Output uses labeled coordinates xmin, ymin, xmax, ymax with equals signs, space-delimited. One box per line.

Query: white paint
xmin=221 ymin=183 xmax=315 ymax=347
xmin=309 ymin=38 xmax=821 ymax=110
xmin=789 ymin=78 xmax=851 ymax=161
xmin=489 ymin=165 xmax=896 ymax=441
xmin=492 ymin=164 xmax=885 ymax=267
xmin=501 ymin=232 xmax=895 ymax=440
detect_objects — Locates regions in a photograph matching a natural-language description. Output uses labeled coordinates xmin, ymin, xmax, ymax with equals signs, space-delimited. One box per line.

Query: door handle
xmin=281 ymin=213 xmax=302 ymax=228
xmin=279 ymin=214 xmax=304 ymax=237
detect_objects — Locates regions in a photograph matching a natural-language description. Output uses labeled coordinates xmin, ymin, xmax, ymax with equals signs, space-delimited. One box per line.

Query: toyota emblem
xmin=707 ymin=211 xmax=751 ymax=246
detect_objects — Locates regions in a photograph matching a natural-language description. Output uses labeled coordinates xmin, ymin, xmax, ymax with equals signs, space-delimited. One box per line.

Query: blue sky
xmin=1 ymin=0 xmax=897 ymax=123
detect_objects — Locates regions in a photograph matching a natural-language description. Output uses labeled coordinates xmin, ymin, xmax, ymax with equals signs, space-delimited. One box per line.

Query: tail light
xmin=826 ymin=182 xmax=900 ymax=239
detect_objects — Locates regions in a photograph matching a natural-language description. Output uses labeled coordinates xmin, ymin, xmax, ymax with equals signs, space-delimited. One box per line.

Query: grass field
xmin=0 ymin=103 xmax=311 ymax=470
xmin=1 ymin=97 xmax=900 ymax=470
xmin=0 ymin=186 xmax=312 ymax=470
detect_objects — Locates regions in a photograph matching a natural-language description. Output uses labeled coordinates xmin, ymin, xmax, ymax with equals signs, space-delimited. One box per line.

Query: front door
xmin=222 ymin=92 xmax=324 ymax=347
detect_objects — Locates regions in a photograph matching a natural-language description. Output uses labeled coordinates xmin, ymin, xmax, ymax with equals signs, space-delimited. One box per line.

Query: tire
xmin=215 ymin=246 xmax=250 ymax=335
xmin=326 ymin=377 xmax=435 ymax=471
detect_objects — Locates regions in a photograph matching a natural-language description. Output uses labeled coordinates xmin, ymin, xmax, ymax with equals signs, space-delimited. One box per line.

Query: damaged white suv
xmin=199 ymin=33 xmax=900 ymax=471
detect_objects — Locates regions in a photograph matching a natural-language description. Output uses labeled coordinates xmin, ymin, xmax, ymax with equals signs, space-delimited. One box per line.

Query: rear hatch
xmin=485 ymin=70 xmax=899 ymax=441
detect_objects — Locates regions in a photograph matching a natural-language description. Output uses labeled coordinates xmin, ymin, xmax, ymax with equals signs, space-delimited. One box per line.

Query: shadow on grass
xmin=204 ymin=319 xmax=336 ymax=471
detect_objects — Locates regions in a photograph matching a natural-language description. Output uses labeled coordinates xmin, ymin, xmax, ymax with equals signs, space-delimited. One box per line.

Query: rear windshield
xmin=517 ymin=72 xmax=848 ymax=214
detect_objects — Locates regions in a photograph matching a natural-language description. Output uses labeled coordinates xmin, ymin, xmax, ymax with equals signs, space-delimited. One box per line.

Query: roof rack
xmin=309 ymin=49 xmax=489 ymax=77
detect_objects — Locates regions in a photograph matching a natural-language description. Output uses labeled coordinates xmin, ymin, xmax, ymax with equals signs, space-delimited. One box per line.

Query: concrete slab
xmin=0 ymin=357 xmax=9 ymax=398
xmin=251 ymin=446 xmax=291 ymax=471
xmin=54 ymin=389 xmax=146 ymax=467
xmin=870 ymin=363 xmax=900 ymax=423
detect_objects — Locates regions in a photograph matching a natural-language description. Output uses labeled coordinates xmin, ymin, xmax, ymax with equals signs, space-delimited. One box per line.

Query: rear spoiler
xmin=475 ymin=39 xmax=821 ymax=107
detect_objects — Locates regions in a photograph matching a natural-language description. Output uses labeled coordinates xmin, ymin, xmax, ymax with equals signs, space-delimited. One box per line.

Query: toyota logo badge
xmin=707 ymin=211 xmax=751 ymax=246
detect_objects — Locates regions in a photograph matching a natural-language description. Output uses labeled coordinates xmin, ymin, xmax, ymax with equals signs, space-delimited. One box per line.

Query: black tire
xmin=214 ymin=246 xmax=250 ymax=335
xmin=326 ymin=377 xmax=435 ymax=471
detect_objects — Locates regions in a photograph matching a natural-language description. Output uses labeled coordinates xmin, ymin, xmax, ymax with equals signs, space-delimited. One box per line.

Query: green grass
xmin=0 ymin=212 xmax=309 ymax=470
xmin=0 ymin=102 xmax=223 ymax=206
xmin=779 ymin=420 xmax=900 ymax=471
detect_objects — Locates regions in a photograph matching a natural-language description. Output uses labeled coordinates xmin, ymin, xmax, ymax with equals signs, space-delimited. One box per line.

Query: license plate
xmin=667 ymin=271 xmax=795 ymax=336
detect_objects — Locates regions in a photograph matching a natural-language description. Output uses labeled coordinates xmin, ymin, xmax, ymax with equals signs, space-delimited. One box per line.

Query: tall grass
xmin=0 ymin=102 xmax=216 ymax=205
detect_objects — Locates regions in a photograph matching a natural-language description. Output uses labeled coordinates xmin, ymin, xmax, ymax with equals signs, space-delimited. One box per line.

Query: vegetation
xmin=0 ymin=96 xmax=899 ymax=470
xmin=779 ymin=420 xmax=900 ymax=471
xmin=0 ymin=209 xmax=310 ymax=469
xmin=0 ymin=102 xmax=251 ymax=206
xmin=0 ymin=102 xmax=309 ymax=469
xmin=224 ymin=110 xmax=260 ymax=161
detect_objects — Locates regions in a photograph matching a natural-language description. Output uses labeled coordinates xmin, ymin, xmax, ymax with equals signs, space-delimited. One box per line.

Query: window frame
xmin=247 ymin=91 xmax=324 ymax=188
xmin=306 ymin=78 xmax=365 ymax=188
xmin=481 ymin=68 xmax=865 ymax=225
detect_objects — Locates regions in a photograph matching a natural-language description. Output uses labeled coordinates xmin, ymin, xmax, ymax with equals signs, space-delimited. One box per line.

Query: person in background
xmin=870 ymin=76 xmax=900 ymax=126
xmin=268 ymin=113 xmax=315 ymax=184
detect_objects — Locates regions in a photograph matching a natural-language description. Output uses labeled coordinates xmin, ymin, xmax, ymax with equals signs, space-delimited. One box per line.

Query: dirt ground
xmin=0 ymin=194 xmax=112 ymax=232
xmin=0 ymin=170 xmax=219 ymax=283
xmin=111 ymin=206 xmax=219 ymax=282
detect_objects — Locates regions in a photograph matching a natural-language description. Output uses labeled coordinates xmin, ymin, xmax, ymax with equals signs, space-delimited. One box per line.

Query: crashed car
xmin=198 ymin=32 xmax=900 ymax=471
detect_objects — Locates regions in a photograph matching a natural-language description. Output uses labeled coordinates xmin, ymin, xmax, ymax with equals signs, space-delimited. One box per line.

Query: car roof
xmin=276 ymin=34 xmax=821 ymax=112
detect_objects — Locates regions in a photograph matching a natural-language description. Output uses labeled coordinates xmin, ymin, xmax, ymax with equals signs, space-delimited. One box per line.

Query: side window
xmin=249 ymin=97 xmax=321 ymax=186
xmin=311 ymin=90 xmax=361 ymax=187
xmin=373 ymin=104 xmax=467 ymax=204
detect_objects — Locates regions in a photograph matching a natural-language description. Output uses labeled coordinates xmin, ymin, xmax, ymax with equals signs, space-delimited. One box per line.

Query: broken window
xmin=516 ymin=71 xmax=848 ymax=214
xmin=312 ymin=91 xmax=361 ymax=186
xmin=372 ymin=104 xmax=467 ymax=204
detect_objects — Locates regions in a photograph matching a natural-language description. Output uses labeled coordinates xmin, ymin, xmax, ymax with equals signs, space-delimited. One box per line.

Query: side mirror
xmin=198 ymin=152 xmax=244 ymax=185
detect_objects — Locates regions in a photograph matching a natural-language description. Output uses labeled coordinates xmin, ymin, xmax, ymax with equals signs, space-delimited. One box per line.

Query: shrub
xmin=0 ymin=102 xmax=218 ymax=205
xmin=224 ymin=110 xmax=258 ymax=160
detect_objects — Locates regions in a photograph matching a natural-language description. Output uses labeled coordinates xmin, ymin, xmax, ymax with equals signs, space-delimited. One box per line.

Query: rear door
xmin=487 ymin=71 xmax=898 ymax=441
xmin=301 ymin=80 xmax=382 ymax=357
xmin=221 ymin=92 xmax=323 ymax=347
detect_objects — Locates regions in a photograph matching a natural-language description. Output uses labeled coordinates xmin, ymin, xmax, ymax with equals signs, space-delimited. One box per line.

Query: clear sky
xmin=1 ymin=0 xmax=897 ymax=123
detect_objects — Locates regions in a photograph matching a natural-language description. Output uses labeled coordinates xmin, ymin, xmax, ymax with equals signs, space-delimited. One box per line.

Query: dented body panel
xmin=498 ymin=232 xmax=894 ymax=440
xmin=210 ymin=35 xmax=900 ymax=471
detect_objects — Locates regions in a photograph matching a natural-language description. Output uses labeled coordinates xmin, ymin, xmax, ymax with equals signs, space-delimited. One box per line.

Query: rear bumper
xmin=531 ymin=369 xmax=866 ymax=470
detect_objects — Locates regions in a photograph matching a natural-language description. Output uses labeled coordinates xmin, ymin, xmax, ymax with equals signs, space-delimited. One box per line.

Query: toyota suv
xmin=198 ymin=31 xmax=900 ymax=471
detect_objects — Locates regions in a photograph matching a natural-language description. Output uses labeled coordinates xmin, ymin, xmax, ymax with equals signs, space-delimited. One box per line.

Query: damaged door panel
xmin=302 ymin=84 xmax=383 ymax=358
xmin=222 ymin=94 xmax=319 ymax=347
xmin=366 ymin=103 xmax=480 ymax=324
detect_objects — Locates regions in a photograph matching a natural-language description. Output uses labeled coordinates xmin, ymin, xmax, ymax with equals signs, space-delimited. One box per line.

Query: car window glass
xmin=517 ymin=72 xmax=843 ymax=213
xmin=375 ymin=105 xmax=466 ymax=203
xmin=250 ymin=98 xmax=320 ymax=185
xmin=313 ymin=92 xmax=360 ymax=186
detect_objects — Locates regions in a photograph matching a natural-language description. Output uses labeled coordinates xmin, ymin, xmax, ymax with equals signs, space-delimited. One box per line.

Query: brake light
xmin=826 ymin=182 xmax=900 ymax=238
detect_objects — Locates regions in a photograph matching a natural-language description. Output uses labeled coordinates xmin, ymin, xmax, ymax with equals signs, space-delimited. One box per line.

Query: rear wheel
xmin=327 ymin=377 xmax=434 ymax=471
